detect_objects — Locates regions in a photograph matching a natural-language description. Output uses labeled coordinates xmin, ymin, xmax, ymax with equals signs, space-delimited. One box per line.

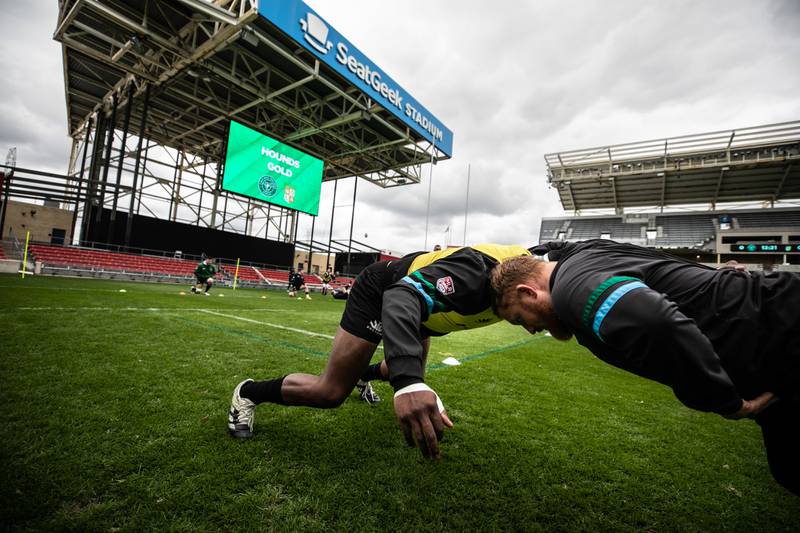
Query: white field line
xmin=0 ymin=285 xmax=282 ymax=300
xmin=198 ymin=309 xmax=336 ymax=340
xmin=7 ymin=307 xmax=281 ymax=312
xmin=0 ymin=285 xmax=127 ymax=292
xmin=3 ymin=306 xmax=375 ymax=348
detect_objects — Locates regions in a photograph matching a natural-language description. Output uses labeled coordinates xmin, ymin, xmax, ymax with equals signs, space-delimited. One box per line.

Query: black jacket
xmin=547 ymin=240 xmax=800 ymax=415
xmin=382 ymin=245 xmax=530 ymax=390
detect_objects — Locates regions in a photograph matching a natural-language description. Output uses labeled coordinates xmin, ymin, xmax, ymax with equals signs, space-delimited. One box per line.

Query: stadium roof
xmin=55 ymin=0 xmax=451 ymax=187
xmin=544 ymin=121 xmax=800 ymax=212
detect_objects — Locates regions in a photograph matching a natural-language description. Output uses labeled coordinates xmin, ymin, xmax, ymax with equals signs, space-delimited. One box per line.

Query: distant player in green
xmin=192 ymin=257 xmax=216 ymax=296
xmin=320 ymin=269 xmax=335 ymax=296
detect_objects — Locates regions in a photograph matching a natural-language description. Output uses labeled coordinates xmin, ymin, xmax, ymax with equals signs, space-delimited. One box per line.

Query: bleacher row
xmin=30 ymin=244 xmax=199 ymax=276
xmin=541 ymin=209 xmax=800 ymax=248
xmin=27 ymin=243 xmax=356 ymax=288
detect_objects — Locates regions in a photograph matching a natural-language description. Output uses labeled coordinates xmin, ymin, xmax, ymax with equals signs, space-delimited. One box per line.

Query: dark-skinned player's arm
xmin=382 ymin=285 xmax=452 ymax=458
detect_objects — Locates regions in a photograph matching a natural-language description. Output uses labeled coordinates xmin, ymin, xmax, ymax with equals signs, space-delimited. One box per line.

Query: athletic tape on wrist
xmin=394 ymin=383 xmax=445 ymax=413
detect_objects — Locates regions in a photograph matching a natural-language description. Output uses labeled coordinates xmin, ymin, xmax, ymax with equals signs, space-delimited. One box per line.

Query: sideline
xmin=198 ymin=309 xmax=336 ymax=340
xmin=168 ymin=313 xmax=328 ymax=358
xmin=2 ymin=306 xmax=281 ymax=312
xmin=428 ymin=335 xmax=548 ymax=371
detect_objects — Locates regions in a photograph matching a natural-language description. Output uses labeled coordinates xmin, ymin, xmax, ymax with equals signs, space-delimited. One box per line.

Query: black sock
xmin=205 ymin=284 xmax=211 ymax=292
xmin=360 ymin=362 xmax=386 ymax=382
xmin=240 ymin=377 xmax=287 ymax=405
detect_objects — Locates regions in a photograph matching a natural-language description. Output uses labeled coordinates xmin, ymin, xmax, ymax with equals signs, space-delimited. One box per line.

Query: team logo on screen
xmin=283 ymin=185 xmax=295 ymax=204
xmin=258 ymin=175 xmax=277 ymax=198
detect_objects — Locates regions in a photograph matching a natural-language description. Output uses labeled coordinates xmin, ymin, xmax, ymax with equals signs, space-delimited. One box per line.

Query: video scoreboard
xmin=730 ymin=243 xmax=800 ymax=253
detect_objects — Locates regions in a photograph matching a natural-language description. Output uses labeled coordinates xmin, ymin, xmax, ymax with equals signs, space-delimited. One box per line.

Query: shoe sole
xmin=229 ymin=428 xmax=254 ymax=439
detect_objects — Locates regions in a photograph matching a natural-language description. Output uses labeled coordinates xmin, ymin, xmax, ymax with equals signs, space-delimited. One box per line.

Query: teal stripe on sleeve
xmin=401 ymin=276 xmax=434 ymax=315
xmin=581 ymin=276 xmax=640 ymax=328
xmin=592 ymin=281 xmax=648 ymax=341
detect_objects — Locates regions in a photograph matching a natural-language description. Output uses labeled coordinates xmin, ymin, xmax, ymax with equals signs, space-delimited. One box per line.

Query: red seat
xmin=29 ymin=244 xmax=197 ymax=276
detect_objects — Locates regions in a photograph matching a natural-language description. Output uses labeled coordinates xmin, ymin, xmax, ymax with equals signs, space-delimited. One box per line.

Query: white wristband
xmin=394 ymin=383 xmax=445 ymax=413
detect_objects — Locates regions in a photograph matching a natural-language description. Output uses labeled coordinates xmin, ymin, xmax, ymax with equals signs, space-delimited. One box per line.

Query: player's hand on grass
xmin=393 ymin=387 xmax=453 ymax=458
xmin=725 ymin=391 xmax=777 ymax=419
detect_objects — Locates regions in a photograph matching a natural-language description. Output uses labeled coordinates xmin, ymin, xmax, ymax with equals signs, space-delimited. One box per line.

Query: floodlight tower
xmin=0 ymin=147 xmax=17 ymax=238
xmin=4 ymin=147 xmax=16 ymax=173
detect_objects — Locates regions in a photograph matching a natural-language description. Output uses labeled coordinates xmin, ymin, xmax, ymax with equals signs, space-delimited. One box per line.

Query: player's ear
xmin=514 ymin=283 xmax=537 ymax=299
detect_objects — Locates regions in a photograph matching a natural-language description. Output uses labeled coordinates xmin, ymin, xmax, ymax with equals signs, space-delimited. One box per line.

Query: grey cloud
xmin=2 ymin=1 xmax=799 ymax=255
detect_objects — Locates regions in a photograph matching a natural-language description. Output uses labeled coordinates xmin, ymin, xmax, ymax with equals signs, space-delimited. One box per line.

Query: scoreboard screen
xmin=222 ymin=120 xmax=324 ymax=215
xmin=731 ymin=243 xmax=800 ymax=253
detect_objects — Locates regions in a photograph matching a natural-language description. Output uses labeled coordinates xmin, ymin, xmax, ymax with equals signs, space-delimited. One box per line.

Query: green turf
xmin=0 ymin=274 xmax=797 ymax=531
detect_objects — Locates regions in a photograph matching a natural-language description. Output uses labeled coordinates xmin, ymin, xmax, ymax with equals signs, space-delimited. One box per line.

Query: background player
xmin=320 ymin=269 xmax=335 ymax=296
xmin=288 ymin=268 xmax=311 ymax=300
xmin=192 ymin=256 xmax=216 ymax=296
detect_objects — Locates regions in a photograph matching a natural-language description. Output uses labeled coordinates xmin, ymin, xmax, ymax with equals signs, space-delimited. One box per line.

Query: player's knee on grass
xmin=315 ymin=385 xmax=352 ymax=408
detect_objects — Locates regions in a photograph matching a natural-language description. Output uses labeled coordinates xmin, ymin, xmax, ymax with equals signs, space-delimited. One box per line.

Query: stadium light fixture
xmin=130 ymin=34 xmax=145 ymax=54
xmin=241 ymin=28 xmax=259 ymax=47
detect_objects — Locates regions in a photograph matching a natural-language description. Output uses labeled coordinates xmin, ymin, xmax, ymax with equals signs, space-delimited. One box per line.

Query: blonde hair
xmin=490 ymin=255 xmax=546 ymax=310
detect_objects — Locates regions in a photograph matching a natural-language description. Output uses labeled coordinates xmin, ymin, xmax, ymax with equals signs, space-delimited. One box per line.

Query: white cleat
xmin=228 ymin=379 xmax=256 ymax=438
xmin=356 ymin=380 xmax=381 ymax=404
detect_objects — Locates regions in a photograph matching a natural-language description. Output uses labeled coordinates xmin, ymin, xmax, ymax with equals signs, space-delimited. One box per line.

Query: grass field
xmin=1 ymin=274 xmax=797 ymax=531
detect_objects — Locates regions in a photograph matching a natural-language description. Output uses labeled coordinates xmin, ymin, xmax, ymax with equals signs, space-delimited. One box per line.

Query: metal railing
xmin=545 ymin=120 xmax=800 ymax=179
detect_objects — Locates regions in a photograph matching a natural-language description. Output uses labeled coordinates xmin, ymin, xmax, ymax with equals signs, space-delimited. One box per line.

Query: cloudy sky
xmin=1 ymin=1 xmax=799 ymax=255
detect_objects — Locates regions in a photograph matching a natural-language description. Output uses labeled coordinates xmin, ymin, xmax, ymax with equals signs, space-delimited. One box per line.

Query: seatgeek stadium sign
xmin=259 ymin=0 xmax=454 ymax=157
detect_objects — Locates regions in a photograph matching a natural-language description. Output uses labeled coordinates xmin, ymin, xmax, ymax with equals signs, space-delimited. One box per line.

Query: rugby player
xmin=492 ymin=239 xmax=800 ymax=495
xmin=228 ymin=244 xmax=532 ymax=457
xmin=192 ymin=256 xmax=216 ymax=296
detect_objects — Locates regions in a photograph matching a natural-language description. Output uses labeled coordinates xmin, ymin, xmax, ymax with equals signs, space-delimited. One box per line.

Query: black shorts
xmin=196 ymin=275 xmax=211 ymax=284
xmin=290 ymin=282 xmax=304 ymax=290
xmin=340 ymin=261 xmax=397 ymax=344
xmin=755 ymin=392 xmax=800 ymax=495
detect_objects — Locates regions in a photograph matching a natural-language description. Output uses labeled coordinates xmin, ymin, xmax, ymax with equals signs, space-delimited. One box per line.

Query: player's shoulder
xmin=469 ymin=243 xmax=530 ymax=261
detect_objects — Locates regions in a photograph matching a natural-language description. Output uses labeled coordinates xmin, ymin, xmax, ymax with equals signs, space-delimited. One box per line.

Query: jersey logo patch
xmin=436 ymin=276 xmax=455 ymax=295
xmin=367 ymin=320 xmax=383 ymax=335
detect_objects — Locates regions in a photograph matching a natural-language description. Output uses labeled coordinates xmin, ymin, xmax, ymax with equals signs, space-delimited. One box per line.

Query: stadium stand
xmin=655 ymin=213 xmax=716 ymax=248
xmin=22 ymin=242 xmax=357 ymax=289
xmin=734 ymin=211 xmax=800 ymax=229
xmin=29 ymin=244 xmax=199 ymax=277
xmin=259 ymin=269 xmax=290 ymax=284
xmin=540 ymin=122 xmax=800 ymax=271
xmin=218 ymin=263 xmax=264 ymax=284
xmin=540 ymin=208 xmax=798 ymax=250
